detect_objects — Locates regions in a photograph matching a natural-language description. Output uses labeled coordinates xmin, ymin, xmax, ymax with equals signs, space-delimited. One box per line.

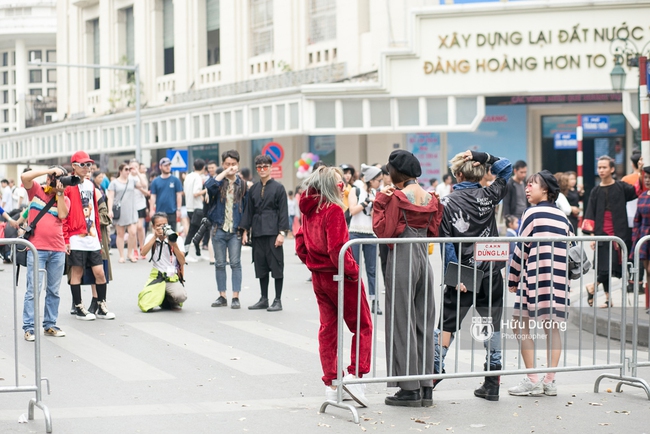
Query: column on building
xmin=14 ymin=39 xmax=26 ymax=131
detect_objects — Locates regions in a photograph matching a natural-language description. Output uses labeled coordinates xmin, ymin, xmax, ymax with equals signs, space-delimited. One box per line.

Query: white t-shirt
xmin=69 ymin=179 xmax=102 ymax=251
xmin=1 ymin=185 xmax=13 ymax=211
xmin=12 ymin=186 xmax=27 ymax=208
xmin=183 ymin=171 xmax=205 ymax=212
xmin=145 ymin=233 xmax=184 ymax=277
xmin=436 ymin=183 xmax=452 ymax=198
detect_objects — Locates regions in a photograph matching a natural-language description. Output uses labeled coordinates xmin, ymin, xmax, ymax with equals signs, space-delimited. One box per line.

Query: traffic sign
xmin=271 ymin=165 xmax=283 ymax=179
xmin=554 ymin=132 xmax=577 ymax=150
xmin=262 ymin=142 xmax=284 ymax=164
xmin=474 ymin=242 xmax=510 ymax=262
xmin=167 ymin=149 xmax=188 ymax=170
xmin=582 ymin=115 xmax=609 ymax=133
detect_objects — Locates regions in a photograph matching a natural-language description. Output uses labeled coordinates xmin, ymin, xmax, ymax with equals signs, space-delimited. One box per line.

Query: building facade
xmin=0 ymin=0 xmax=647 ymax=193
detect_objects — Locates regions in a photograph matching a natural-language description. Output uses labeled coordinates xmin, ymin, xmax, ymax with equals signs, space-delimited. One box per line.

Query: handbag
xmin=15 ymin=195 xmax=58 ymax=269
xmin=567 ymin=242 xmax=591 ymax=280
xmin=111 ymin=180 xmax=129 ymax=221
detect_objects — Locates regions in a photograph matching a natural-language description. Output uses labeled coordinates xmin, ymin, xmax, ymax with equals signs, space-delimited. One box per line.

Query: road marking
xmin=221 ymin=321 xmax=319 ymax=354
xmin=0 ymin=349 xmax=35 ymax=385
xmin=129 ymin=322 xmax=298 ymax=375
xmin=47 ymin=326 xmax=174 ymax=381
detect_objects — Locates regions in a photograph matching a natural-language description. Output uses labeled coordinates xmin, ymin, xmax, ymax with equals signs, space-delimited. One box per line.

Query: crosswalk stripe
xmin=221 ymin=321 xmax=319 ymax=354
xmin=128 ymin=322 xmax=298 ymax=375
xmin=47 ymin=326 xmax=174 ymax=381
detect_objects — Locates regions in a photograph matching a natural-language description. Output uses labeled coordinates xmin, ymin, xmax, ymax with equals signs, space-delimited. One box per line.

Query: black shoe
xmin=371 ymin=300 xmax=383 ymax=315
xmin=421 ymin=386 xmax=433 ymax=407
xmin=211 ymin=296 xmax=227 ymax=307
xmin=231 ymin=298 xmax=241 ymax=309
xmin=248 ymin=297 xmax=269 ymax=310
xmin=70 ymin=301 xmax=76 ymax=315
xmin=432 ymin=368 xmax=445 ymax=390
xmin=88 ymin=297 xmax=98 ymax=315
xmin=385 ymin=388 xmax=421 ymax=407
xmin=267 ymin=298 xmax=282 ymax=312
xmin=474 ymin=364 xmax=501 ymax=401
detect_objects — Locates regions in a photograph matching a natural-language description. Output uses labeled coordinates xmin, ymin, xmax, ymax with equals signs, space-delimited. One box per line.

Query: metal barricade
xmin=0 ymin=239 xmax=52 ymax=433
xmin=320 ymin=235 xmax=646 ymax=424
xmin=618 ymin=234 xmax=650 ymax=397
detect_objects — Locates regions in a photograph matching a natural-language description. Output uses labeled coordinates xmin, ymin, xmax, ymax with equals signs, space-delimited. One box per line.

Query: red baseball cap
xmin=71 ymin=151 xmax=94 ymax=164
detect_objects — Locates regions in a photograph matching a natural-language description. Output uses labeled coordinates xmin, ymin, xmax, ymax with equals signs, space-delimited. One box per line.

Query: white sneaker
xmin=96 ymin=300 xmax=116 ymax=320
xmin=185 ymin=256 xmax=198 ymax=263
xmin=543 ymin=380 xmax=557 ymax=396
xmin=325 ymin=386 xmax=352 ymax=402
xmin=342 ymin=374 xmax=369 ymax=407
xmin=508 ymin=377 xmax=544 ymax=396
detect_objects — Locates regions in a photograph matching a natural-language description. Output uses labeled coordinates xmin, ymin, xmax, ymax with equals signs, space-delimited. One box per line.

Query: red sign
xmin=271 ymin=165 xmax=283 ymax=179
xmin=262 ymin=142 xmax=284 ymax=164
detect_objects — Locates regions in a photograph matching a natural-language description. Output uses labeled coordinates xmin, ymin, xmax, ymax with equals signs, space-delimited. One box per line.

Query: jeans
xmin=433 ymin=328 xmax=502 ymax=372
xmin=349 ymin=232 xmax=377 ymax=297
xmin=212 ymin=228 xmax=242 ymax=294
xmin=23 ymin=250 xmax=66 ymax=332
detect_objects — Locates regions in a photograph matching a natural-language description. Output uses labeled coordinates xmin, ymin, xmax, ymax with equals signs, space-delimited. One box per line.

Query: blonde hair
xmin=301 ymin=166 xmax=344 ymax=209
xmin=449 ymin=152 xmax=485 ymax=183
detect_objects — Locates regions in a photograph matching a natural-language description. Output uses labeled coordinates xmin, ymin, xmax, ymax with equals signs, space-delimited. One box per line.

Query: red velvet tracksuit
xmin=295 ymin=192 xmax=373 ymax=386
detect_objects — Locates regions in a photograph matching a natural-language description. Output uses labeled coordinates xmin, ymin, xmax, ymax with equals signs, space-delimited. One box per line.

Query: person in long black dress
xmin=582 ymin=156 xmax=637 ymax=307
xmin=239 ymin=154 xmax=291 ymax=312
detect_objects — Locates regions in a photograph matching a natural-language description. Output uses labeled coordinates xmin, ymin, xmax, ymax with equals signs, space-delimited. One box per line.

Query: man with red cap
xmin=63 ymin=151 xmax=115 ymax=321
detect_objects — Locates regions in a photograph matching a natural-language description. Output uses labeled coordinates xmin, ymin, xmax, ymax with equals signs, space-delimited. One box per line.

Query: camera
xmin=59 ymin=175 xmax=82 ymax=187
xmin=162 ymin=224 xmax=178 ymax=243
xmin=191 ymin=217 xmax=212 ymax=246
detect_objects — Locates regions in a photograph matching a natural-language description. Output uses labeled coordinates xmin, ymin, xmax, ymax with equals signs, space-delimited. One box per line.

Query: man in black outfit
xmin=239 ymin=154 xmax=290 ymax=312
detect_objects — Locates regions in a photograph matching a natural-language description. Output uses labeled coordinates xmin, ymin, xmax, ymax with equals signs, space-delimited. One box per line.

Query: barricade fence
xmin=321 ymin=235 xmax=650 ymax=423
xmin=0 ymin=239 xmax=52 ymax=433
xmin=625 ymin=235 xmax=650 ymax=394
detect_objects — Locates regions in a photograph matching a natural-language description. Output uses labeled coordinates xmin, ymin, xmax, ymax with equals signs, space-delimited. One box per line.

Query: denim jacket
xmin=204 ymin=176 xmax=247 ymax=230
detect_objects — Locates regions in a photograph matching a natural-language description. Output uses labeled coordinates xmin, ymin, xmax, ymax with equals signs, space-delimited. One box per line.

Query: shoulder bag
xmin=112 ymin=180 xmax=129 ymax=220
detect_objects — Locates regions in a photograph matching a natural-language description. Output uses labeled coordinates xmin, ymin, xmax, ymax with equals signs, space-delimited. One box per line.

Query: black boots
xmin=248 ymin=297 xmax=269 ymax=310
xmin=474 ymin=363 xmax=501 ymax=401
xmin=267 ymin=298 xmax=283 ymax=312
xmin=421 ymin=386 xmax=433 ymax=407
xmin=371 ymin=300 xmax=382 ymax=315
xmin=385 ymin=388 xmax=422 ymax=407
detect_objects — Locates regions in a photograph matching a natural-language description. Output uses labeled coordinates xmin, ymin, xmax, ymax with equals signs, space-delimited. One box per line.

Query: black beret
xmin=643 ymin=165 xmax=650 ymax=175
xmin=537 ymin=170 xmax=560 ymax=196
xmin=388 ymin=150 xmax=422 ymax=178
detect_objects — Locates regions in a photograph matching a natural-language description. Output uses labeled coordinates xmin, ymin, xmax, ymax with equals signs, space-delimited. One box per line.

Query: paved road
xmin=0 ymin=240 xmax=648 ymax=433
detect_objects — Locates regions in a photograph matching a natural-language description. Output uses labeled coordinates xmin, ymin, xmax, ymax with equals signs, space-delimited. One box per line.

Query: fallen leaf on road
xmin=231 ymin=357 xmax=240 ymax=360
xmin=318 ymin=422 xmax=331 ymax=428
xmin=513 ymin=413 xmax=519 ymax=417
xmin=470 ymin=424 xmax=486 ymax=428
xmin=606 ymin=388 xmax=612 ymax=393
xmin=556 ymin=416 xmax=562 ymax=420
xmin=589 ymin=402 xmax=603 ymax=406
xmin=598 ymin=423 xmax=610 ymax=426
xmin=614 ymin=410 xmax=630 ymax=415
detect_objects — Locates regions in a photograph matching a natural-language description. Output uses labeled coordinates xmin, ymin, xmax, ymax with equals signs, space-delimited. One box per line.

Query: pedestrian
xmin=287 ymin=191 xmax=296 ymax=237
xmin=348 ymin=164 xmax=382 ymax=314
xmin=205 ymin=150 xmax=248 ymax=309
xmin=435 ymin=150 xmax=512 ymax=401
xmin=1 ymin=178 xmax=13 ymax=212
xmin=149 ymin=157 xmax=183 ymax=232
xmin=292 ymin=185 xmax=302 ymax=235
xmin=373 ymin=150 xmax=444 ymax=407
xmin=553 ymin=172 xmax=572 ymax=218
xmin=239 ymin=167 xmax=254 ymax=189
xmin=20 ymin=166 xmax=70 ymax=341
xmin=108 ymin=163 xmax=145 ymax=263
xmin=340 ymin=164 xmax=356 ymax=219
xmin=138 ymin=212 xmax=187 ymax=311
xmin=240 ymin=154 xmax=290 ymax=312
xmin=295 ymin=166 xmax=372 ymax=407
xmin=12 ymin=173 xmax=28 ymax=210
xmin=64 ymin=151 xmax=114 ymax=320
xmin=427 ymin=178 xmax=438 ymax=193
xmin=632 ymin=166 xmax=650 ymax=298
xmin=435 ymin=174 xmax=453 ymax=199
xmin=503 ymin=160 xmax=528 ymax=221
xmin=183 ymin=158 xmax=207 ymax=262
xmin=129 ymin=159 xmax=149 ymax=258
xmin=563 ymin=171 xmax=581 ymax=233
xmin=583 ymin=156 xmax=637 ymax=308
xmin=507 ymin=170 xmax=572 ymax=397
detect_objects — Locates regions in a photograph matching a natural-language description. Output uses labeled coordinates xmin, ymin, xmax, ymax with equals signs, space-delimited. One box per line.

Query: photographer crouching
xmin=138 ymin=212 xmax=187 ymax=312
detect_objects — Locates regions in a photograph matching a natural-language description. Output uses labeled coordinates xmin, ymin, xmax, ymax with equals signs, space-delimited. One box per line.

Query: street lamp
xmin=609 ymin=37 xmax=650 ymax=167
xmin=609 ymin=56 xmax=627 ymax=92
xmin=27 ymin=59 xmax=142 ymax=162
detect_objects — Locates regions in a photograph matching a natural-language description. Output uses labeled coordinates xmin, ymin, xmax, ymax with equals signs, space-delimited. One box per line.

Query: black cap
xmin=340 ymin=164 xmax=355 ymax=176
xmin=537 ymin=170 xmax=560 ymax=196
xmin=644 ymin=166 xmax=650 ymax=175
xmin=388 ymin=150 xmax=422 ymax=178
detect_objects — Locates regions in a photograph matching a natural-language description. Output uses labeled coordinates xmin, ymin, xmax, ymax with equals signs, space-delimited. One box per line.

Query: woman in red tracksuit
xmin=295 ymin=166 xmax=373 ymax=407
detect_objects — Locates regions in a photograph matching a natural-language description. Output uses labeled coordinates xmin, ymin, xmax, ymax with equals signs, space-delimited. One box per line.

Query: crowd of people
xmin=1 ymin=143 xmax=649 ymax=409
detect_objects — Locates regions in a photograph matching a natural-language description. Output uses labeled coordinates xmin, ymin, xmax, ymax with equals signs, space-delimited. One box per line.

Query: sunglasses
xmin=73 ymin=162 xmax=93 ymax=168
xmin=337 ymin=181 xmax=345 ymax=192
xmin=256 ymin=164 xmax=271 ymax=170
